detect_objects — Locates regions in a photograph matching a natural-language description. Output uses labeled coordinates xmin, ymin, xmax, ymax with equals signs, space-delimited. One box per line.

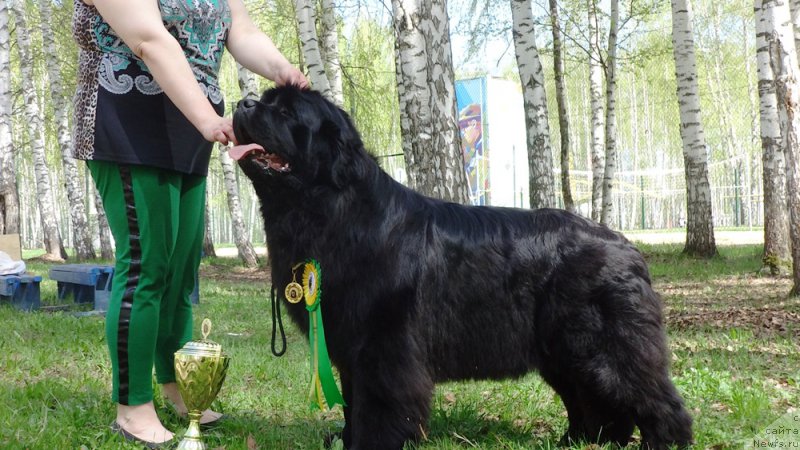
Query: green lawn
xmin=1 ymin=244 xmax=798 ymax=449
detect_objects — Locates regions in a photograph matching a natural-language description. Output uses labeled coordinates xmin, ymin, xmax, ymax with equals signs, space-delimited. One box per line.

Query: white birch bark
xmin=295 ymin=0 xmax=333 ymax=100
xmin=319 ymin=0 xmax=344 ymax=106
xmin=392 ymin=0 xmax=469 ymax=203
xmin=549 ymin=0 xmax=574 ymax=213
xmin=600 ymin=0 xmax=619 ymax=227
xmin=588 ymin=0 xmax=605 ymax=221
xmin=203 ymin=191 xmax=217 ymax=258
xmin=511 ymin=0 xmax=554 ymax=209
xmin=789 ymin=0 xmax=800 ymax=64
xmin=670 ymin=0 xmax=716 ymax=257
xmin=762 ymin=0 xmax=800 ymax=293
xmin=0 ymin=0 xmax=18 ymax=234
xmin=12 ymin=0 xmax=65 ymax=260
xmin=756 ymin=0 xmax=790 ymax=274
xmin=228 ymin=65 xmax=261 ymax=268
xmin=93 ymin=186 xmax=114 ymax=260
xmin=40 ymin=0 xmax=94 ymax=260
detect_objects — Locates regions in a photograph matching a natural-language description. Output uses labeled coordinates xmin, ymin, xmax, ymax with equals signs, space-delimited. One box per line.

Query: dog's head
xmin=232 ymin=86 xmax=370 ymax=194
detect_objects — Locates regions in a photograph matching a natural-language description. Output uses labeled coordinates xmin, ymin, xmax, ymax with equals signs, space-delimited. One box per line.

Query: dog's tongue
xmin=228 ymin=143 xmax=265 ymax=161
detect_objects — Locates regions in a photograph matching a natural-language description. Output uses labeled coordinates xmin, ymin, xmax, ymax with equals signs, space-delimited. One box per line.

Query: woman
xmin=72 ymin=0 xmax=307 ymax=446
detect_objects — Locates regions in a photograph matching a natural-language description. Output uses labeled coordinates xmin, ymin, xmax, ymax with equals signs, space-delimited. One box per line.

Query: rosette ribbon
xmin=302 ymin=260 xmax=345 ymax=410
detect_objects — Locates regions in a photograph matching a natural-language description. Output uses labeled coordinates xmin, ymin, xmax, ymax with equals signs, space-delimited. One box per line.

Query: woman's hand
xmin=274 ymin=65 xmax=309 ymax=89
xmin=199 ymin=115 xmax=236 ymax=145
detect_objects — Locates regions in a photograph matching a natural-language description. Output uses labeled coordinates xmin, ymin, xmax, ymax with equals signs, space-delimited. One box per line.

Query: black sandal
xmin=110 ymin=421 xmax=176 ymax=449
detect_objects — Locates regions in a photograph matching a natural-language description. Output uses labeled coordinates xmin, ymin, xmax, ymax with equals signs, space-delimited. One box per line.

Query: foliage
xmin=1 ymin=242 xmax=798 ymax=448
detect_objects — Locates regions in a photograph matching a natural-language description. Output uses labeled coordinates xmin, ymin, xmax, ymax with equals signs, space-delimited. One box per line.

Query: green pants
xmin=88 ymin=161 xmax=206 ymax=406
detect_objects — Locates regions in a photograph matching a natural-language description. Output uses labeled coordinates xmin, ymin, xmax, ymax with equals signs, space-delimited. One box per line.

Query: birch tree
xmin=511 ymin=0 xmax=554 ymax=209
xmin=756 ymin=0 xmax=790 ymax=275
xmin=295 ymin=0 xmax=333 ymax=100
xmin=12 ymin=0 xmax=65 ymax=260
xmin=223 ymin=64 xmax=262 ymax=268
xmin=93 ymin=188 xmax=114 ymax=260
xmin=0 ymin=0 xmax=18 ymax=234
xmin=392 ymin=0 xmax=469 ymax=203
xmin=600 ymin=0 xmax=619 ymax=227
xmin=588 ymin=0 xmax=605 ymax=221
xmin=670 ymin=0 xmax=716 ymax=257
xmin=40 ymin=0 xmax=94 ymax=260
xmin=319 ymin=0 xmax=344 ymax=106
xmin=549 ymin=0 xmax=574 ymax=213
xmin=203 ymin=192 xmax=217 ymax=258
xmin=762 ymin=0 xmax=800 ymax=294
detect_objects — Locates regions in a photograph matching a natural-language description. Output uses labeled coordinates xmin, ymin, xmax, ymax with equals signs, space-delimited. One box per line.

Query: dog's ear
xmin=320 ymin=116 xmax=369 ymax=189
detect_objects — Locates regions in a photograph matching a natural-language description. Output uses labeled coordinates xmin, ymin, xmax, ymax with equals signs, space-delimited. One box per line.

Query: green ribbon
xmin=302 ymin=260 xmax=345 ymax=410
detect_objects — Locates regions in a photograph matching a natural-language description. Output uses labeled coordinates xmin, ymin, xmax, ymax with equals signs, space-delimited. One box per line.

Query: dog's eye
xmin=279 ymin=107 xmax=291 ymax=117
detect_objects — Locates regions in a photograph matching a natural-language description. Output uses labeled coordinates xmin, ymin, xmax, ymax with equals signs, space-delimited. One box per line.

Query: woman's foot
xmin=161 ymin=382 xmax=223 ymax=425
xmin=115 ymin=402 xmax=174 ymax=445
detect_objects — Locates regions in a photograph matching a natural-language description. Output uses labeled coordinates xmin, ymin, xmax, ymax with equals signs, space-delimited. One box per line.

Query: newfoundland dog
xmin=232 ymin=86 xmax=692 ymax=449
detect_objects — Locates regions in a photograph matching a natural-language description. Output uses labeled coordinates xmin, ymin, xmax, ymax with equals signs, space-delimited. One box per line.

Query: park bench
xmin=49 ymin=264 xmax=113 ymax=312
xmin=0 ymin=233 xmax=41 ymax=311
xmin=0 ymin=274 xmax=42 ymax=311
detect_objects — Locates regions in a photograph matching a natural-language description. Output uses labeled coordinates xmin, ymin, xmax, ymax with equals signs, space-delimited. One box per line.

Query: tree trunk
xmin=392 ymin=0 xmax=469 ymax=203
xmin=0 ymin=0 xmax=18 ymax=234
xmin=227 ymin=65 xmax=262 ymax=268
xmin=670 ymin=0 xmax=716 ymax=258
xmin=319 ymin=0 xmax=344 ymax=107
xmin=12 ymin=0 xmax=65 ymax=260
xmin=39 ymin=0 xmax=95 ymax=260
xmin=600 ymin=0 xmax=619 ymax=227
xmin=789 ymin=0 xmax=800 ymax=64
xmin=588 ymin=0 xmax=605 ymax=221
xmin=203 ymin=185 xmax=217 ymax=258
xmin=295 ymin=0 xmax=333 ymax=100
xmin=511 ymin=0 xmax=554 ymax=209
xmin=756 ymin=0 xmax=790 ymax=275
xmin=549 ymin=0 xmax=574 ymax=213
xmin=93 ymin=186 xmax=114 ymax=260
xmin=763 ymin=0 xmax=800 ymax=294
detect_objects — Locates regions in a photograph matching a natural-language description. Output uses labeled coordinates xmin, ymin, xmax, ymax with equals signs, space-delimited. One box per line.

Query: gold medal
xmin=285 ymin=282 xmax=304 ymax=303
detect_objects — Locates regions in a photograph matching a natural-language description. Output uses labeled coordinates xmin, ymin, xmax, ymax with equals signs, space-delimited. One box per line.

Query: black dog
xmin=232 ymin=86 xmax=693 ymax=449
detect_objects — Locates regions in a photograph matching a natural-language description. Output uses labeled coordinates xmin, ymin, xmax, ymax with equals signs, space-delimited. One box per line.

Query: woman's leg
xmin=152 ymin=173 xmax=223 ymax=423
xmin=89 ymin=161 xmax=181 ymax=442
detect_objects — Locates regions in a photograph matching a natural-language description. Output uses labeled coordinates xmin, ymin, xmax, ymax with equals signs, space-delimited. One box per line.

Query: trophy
xmin=174 ymin=319 xmax=230 ymax=450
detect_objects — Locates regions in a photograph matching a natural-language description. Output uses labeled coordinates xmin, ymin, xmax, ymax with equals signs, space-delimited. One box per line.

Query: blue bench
xmin=49 ymin=264 xmax=113 ymax=312
xmin=0 ymin=274 xmax=42 ymax=311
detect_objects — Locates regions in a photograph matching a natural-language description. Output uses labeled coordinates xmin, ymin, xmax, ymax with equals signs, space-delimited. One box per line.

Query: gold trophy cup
xmin=174 ymin=319 xmax=230 ymax=450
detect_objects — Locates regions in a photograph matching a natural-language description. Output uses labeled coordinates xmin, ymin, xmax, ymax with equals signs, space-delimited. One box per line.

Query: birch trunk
xmin=511 ymin=0 xmax=554 ymax=209
xmin=549 ymin=0 xmax=574 ymax=213
xmin=203 ymin=184 xmax=216 ymax=258
xmin=12 ymin=0 xmax=65 ymax=260
xmin=756 ymin=0 xmax=790 ymax=274
xmin=319 ymin=0 xmax=344 ymax=106
xmin=295 ymin=0 xmax=333 ymax=100
xmin=40 ymin=0 xmax=94 ymax=260
xmin=588 ymin=0 xmax=605 ymax=221
xmin=789 ymin=0 xmax=800 ymax=63
xmin=670 ymin=0 xmax=716 ymax=257
xmin=600 ymin=0 xmax=619 ymax=227
xmin=392 ymin=0 xmax=469 ymax=203
xmin=225 ymin=65 xmax=262 ymax=268
xmin=0 ymin=0 xmax=18 ymax=234
xmin=92 ymin=186 xmax=114 ymax=260
xmin=763 ymin=0 xmax=800 ymax=293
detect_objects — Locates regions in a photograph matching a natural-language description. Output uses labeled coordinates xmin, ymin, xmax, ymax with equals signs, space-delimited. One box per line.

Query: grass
xmin=1 ymin=243 xmax=799 ymax=449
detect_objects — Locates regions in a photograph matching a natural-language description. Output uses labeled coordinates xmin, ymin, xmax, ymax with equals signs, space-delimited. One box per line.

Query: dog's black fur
xmin=233 ymin=86 xmax=693 ymax=450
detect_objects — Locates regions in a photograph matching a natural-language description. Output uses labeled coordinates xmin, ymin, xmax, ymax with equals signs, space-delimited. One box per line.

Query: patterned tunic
xmin=72 ymin=0 xmax=232 ymax=175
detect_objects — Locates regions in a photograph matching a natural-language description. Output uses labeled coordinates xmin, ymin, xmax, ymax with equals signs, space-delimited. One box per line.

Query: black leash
xmin=270 ymin=284 xmax=287 ymax=356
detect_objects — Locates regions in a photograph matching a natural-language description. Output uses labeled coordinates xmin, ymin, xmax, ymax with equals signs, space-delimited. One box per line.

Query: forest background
xmin=0 ymin=0 xmax=759 ymax=254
